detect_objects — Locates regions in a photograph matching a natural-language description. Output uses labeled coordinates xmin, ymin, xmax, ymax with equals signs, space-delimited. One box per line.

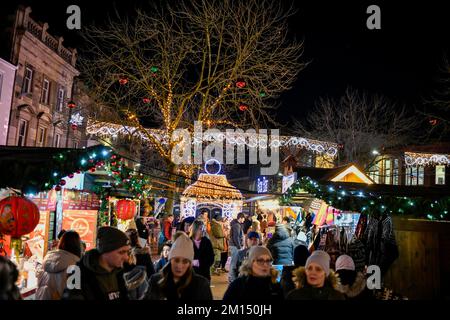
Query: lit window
xmin=436 ymin=165 xmax=446 ymax=185
xmin=393 ymin=159 xmax=399 ymax=185
xmin=57 ymin=87 xmax=65 ymax=112
xmin=406 ymin=166 xmax=424 ymax=186
xmin=384 ymin=158 xmax=392 ymax=184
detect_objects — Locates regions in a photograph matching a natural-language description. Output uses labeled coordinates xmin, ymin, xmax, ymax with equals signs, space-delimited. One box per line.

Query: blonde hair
xmin=238 ymin=255 xmax=279 ymax=283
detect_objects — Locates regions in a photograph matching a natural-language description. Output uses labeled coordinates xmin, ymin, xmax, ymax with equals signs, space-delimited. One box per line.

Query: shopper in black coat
xmin=280 ymin=244 xmax=310 ymax=297
xmin=125 ymin=229 xmax=155 ymax=278
xmin=223 ymin=246 xmax=283 ymax=302
xmin=267 ymin=224 xmax=295 ymax=265
xmin=190 ymin=220 xmax=215 ymax=281
xmin=146 ymin=233 xmax=213 ymax=300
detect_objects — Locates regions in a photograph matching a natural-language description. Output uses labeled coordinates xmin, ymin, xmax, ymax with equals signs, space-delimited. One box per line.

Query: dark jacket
xmin=229 ymin=219 xmax=243 ymax=249
xmin=132 ymin=247 xmax=155 ymax=278
xmin=229 ymin=247 xmax=249 ymax=283
xmin=280 ymin=265 xmax=296 ymax=298
xmin=62 ymin=249 xmax=128 ymax=301
xmin=243 ymin=218 xmax=253 ymax=234
xmin=192 ymin=236 xmax=215 ymax=280
xmin=335 ymin=271 xmax=374 ymax=300
xmin=286 ymin=267 xmax=345 ymax=300
xmin=145 ymin=269 xmax=213 ymax=300
xmin=135 ymin=218 xmax=149 ymax=240
xmin=154 ymin=257 xmax=168 ymax=273
xmin=267 ymin=225 xmax=295 ymax=265
xmin=223 ymin=275 xmax=283 ymax=302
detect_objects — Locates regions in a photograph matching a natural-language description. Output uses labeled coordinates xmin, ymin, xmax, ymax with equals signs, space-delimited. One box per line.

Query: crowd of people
xmin=0 ymin=210 xmax=385 ymax=301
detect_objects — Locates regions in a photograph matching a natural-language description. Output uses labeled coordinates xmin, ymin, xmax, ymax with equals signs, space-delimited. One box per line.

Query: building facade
xmin=0 ymin=57 xmax=17 ymax=145
xmin=4 ymin=7 xmax=84 ymax=148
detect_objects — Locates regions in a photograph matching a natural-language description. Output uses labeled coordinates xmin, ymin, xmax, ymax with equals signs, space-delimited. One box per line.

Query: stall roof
xmin=296 ymin=164 xmax=375 ymax=184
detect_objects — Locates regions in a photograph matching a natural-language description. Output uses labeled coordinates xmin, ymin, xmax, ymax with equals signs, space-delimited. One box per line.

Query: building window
xmin=22 ymin=67 xmax=34 ymax=94
xmin=17 ymin=119 xmax=28 ymax=146
xmin=41 ymin=78 xmax=50 ymax=104
xmin=436 ymin=165 xmax=446 ymax=185
xmin=37 ymin=127 xmax=47 ymax=147
xmin=384 ymin=158 xmax=392 ymax=184
xmin=393 ymin=159 xmax=399 ymax=185
xmin=54 ymin=133 xmax=61 ymax=148
xmin=368 ymin=162 xmax=380 ymax=184
xmin=56 ymin=87 xmax=65 ymax=112
xmin=73 ymin=140 xmax=78 ymax=149
xmin=406 ymin=166 xmax=424 ymax=186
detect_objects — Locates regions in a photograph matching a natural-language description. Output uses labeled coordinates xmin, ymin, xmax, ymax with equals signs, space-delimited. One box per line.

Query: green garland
xmin=281 ymin=176 xmax=450 ymax=221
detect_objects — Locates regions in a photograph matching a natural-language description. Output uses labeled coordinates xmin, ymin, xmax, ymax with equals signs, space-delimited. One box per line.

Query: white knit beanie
xmin=305 ymin=250 xmax=331 ymax=276
xmin=168 ymin=233 xmax=194 ymax=262
xmin=335 ymin=254 xmax=355 ymax=271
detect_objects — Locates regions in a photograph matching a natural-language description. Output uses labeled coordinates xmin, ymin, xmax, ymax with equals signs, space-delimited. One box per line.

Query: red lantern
xmin=236 ymin=80 xmax=246 ymax=88
xmin=67 ymin=100 xmax=76 ymax=109
xmin=119 ymin=77 xmax=128 ymax=85
xmin=239 ymin=104 xmax=248 ymax=111
xmin=71 ymin=123 xmax=78 ymax=130
xmin=116 ymin=199 xmax=136 ymax=220
xmin=0 ymin=196 xmax=40 ymax=238
xmin=142 ymin=98 xmax=151 ymax=104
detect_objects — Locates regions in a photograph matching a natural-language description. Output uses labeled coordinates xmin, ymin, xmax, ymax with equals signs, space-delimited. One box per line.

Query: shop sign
xmin=282 ymin=173 xmax=297 ymax=194
xmin=63 ymin=190 xmax=100 ymax=211
xmin=62 ymin=210 xmax=97 ymax=250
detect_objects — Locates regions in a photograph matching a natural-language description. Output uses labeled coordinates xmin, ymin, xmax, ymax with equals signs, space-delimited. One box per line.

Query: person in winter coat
xmin=63 ymin=226 xmax=131 ymax=300
xmin=197 ymin=211 xmax=211 ymax=235
xmin=125 ymin=228 xmax=155 ymax=278
xmin=280 ymin=244 xmax=310 ymax=297
xmin=146 ymin=233 xmax=213 ymax=300
xmin=229 ymin=231 xmax=260 ymax=283
xmin=267 ymin=224 xmax=295 ymax=265
xmin=286 ymin=250 xmax=345 ymax=300
xmin=36 ymin=230 xmax=82 ymax=300
xmin=154 ymin=242 xmax=171 ymax=273
xmin=335 ymin=255 xmax=373 ymax=300
xmin=210 ymin=214 xmax=226 ymax=275
xmin=223 ymin=246 xmax=283 ymax=302
xmin=228 ymin=213 xmax=245 ymax=282
xmin=190 ymin=220 xmax=215 ymax=281
xmin=0 ymin=256 xmax=21 ymax=300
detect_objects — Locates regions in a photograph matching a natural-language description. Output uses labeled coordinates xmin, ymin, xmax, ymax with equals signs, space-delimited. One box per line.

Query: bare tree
xmin=293 ymin=88 xmax=420 ymax=167
xmin=79 ymin=0 xmax=305 ymax=212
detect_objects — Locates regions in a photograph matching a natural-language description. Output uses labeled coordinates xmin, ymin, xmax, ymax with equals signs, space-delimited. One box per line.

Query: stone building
xmin=3 ymin=6 xmax=85 ymax=148
xmin=0 ymin=57 xmax=17 ymax=145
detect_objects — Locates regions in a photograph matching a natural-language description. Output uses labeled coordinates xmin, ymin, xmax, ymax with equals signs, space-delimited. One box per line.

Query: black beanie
xmin=97 ymin=226 xmax=130 ymax=254
xmin=294 ymin=244 xmax=310 ymax=266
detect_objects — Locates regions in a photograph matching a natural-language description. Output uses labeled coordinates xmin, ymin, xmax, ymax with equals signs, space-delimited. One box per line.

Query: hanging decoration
xmin=239 ymin=104 xmax=248 ymax=112
xmin=142 ymin=98 xmax=151 ymax=104
xmin=70 ymin=112 xmax=84 ymax=131
xmin=150 ymin=66 xmax=159 ymax=73
xmin=67 ymin=100 xmax=76 ymax=109
xmin=116 ymin=199 xmax=137 ymax=220
xmin=281 ymin=176 xmax=450 ymax=221
xmin=236 ymin=80 xmax=246 ymax=88
xmin=429 ymin=119 xmax=438 ymax=126
xmin=119 ymin=76 xmax=128 ymax=85
xmin=0 ymin=196 xmax=40 ymax=238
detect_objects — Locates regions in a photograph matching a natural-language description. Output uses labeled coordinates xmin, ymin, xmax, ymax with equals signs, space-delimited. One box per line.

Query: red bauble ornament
xmin=111 ymin=162 xmax=117 ymax=167
xmin=142 ymin=98 xmax=151 ymax=104
xmin=76 ymin=170 xmax=81 ymax=174
xmin=55 ymin=186 xmax=62 ymax=191
xmin=60 ymin=179 xmax=66 ymax=186
xmin=0 ymin=196 xmax=40 ymax=238
xmin=116 ymin=199 xmax=136 ymax=220
xmin=236 ymin=80 xmax=246 ymax=88
xmin=71 ymin=124 xmax=78 ymax=130
xmin=90 ymin=168 xmax=96 ymax=173
xmin=67 ymin=100 xmax=76 ymax=109
xmin=111 ymin=155 xmax=117 ymax=160
xmin=429 ymin=119 xmax=438 ymax=126
xmin=89 ymin=159 xmax=94 ymax=164
xmin=119 ymin=77 xmax=128 ymax=85
xmin=239 ymin=104 xmax=248 ymax=111
xmin=68 ymin=173 xmax=75 ymax=179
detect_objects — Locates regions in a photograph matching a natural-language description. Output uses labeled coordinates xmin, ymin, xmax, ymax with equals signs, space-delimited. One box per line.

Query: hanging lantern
xmin=236 ymin=80 xmax=246 ymax=88
xmin=239 ymin=104 xmax=248 ymax=112
xmin=119 ymin=77 xmax=128 ymax=85
xmin=71 ymin=123 xmax=78 ymax=130
xmin=67 ymin=100 xmax=76 ymax=109
xmin=0 ymin=196 xmax=40 ymax=239
xmin=150 ymin=66 xmax=159 ymax=73
xmin=116 ymin=199 xmax=136 ymax=220
xmin=142 ymin=98 xmax=151 ymax=104
xmin=429 ymin=119 xmax=438 ymax=126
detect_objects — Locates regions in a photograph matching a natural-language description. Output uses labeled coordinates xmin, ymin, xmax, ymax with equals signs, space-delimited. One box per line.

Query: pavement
xmin=210 ymin=271 xmax=229 ymax=300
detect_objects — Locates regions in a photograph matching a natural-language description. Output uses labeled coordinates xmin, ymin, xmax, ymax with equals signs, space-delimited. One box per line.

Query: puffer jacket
xmin=36 ymin=249 xmax=80 ymax=300
xmin=210 ymin=219 xmax=225 ymax=251
xmin=286 ymin=267 xmax=345 ymax=300
xmin=267 ymin=225 xmax=295 ymax=265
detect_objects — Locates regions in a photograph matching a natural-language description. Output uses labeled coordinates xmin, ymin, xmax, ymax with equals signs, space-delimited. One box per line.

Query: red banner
xmin=63 ymin=190 xmax=100 ymax=211
xmin=62 ymin=210 xmax=98 ymax=251
xmin=28 ymin=190 xmax=57 ymax=211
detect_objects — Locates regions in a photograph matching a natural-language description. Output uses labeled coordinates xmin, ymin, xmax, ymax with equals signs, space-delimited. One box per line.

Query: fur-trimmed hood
xmin=239 ymin=262 xmax=279 ymax=284
xmin=335 ymin=272 xmax=366 ymax=298
xmin=292 ymin=267 xmax=340 ymax=290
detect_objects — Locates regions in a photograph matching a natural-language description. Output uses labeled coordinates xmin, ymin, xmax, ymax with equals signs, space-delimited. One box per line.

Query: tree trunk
xmin=164 ymin=161 xmax=178 ymax=215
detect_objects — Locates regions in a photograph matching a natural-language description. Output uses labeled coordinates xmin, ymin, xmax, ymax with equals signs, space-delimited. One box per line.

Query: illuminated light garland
xmin=404 ymin=152 xmax=450 ymax=167
xmin=281 ymin=176 xmax=450 ymax=221
xmin=87 ymin=121 xmax=339 ymax=158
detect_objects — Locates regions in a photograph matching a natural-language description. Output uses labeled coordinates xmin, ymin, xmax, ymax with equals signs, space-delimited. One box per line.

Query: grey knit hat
xmin=305 ymin=250 xmax=331 ymax=276
xmin=97 ymin=226 xmax=130 ymax=254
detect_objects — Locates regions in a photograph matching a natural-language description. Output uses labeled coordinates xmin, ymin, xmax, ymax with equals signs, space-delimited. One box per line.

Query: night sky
xmin=2 ymin=0 xmax=449 ymax=126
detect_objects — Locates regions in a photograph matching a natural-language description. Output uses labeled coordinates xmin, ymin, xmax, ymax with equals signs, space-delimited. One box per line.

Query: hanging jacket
xmin=286 ymin=267 xmax=345 ymax=300
xmin=267 ymin=225 xmax=295 ymax=265
xmin=36 ymin=249 xmax=80 ymax=300
xmin=192 ymin=236 xmax=215 ymax=281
